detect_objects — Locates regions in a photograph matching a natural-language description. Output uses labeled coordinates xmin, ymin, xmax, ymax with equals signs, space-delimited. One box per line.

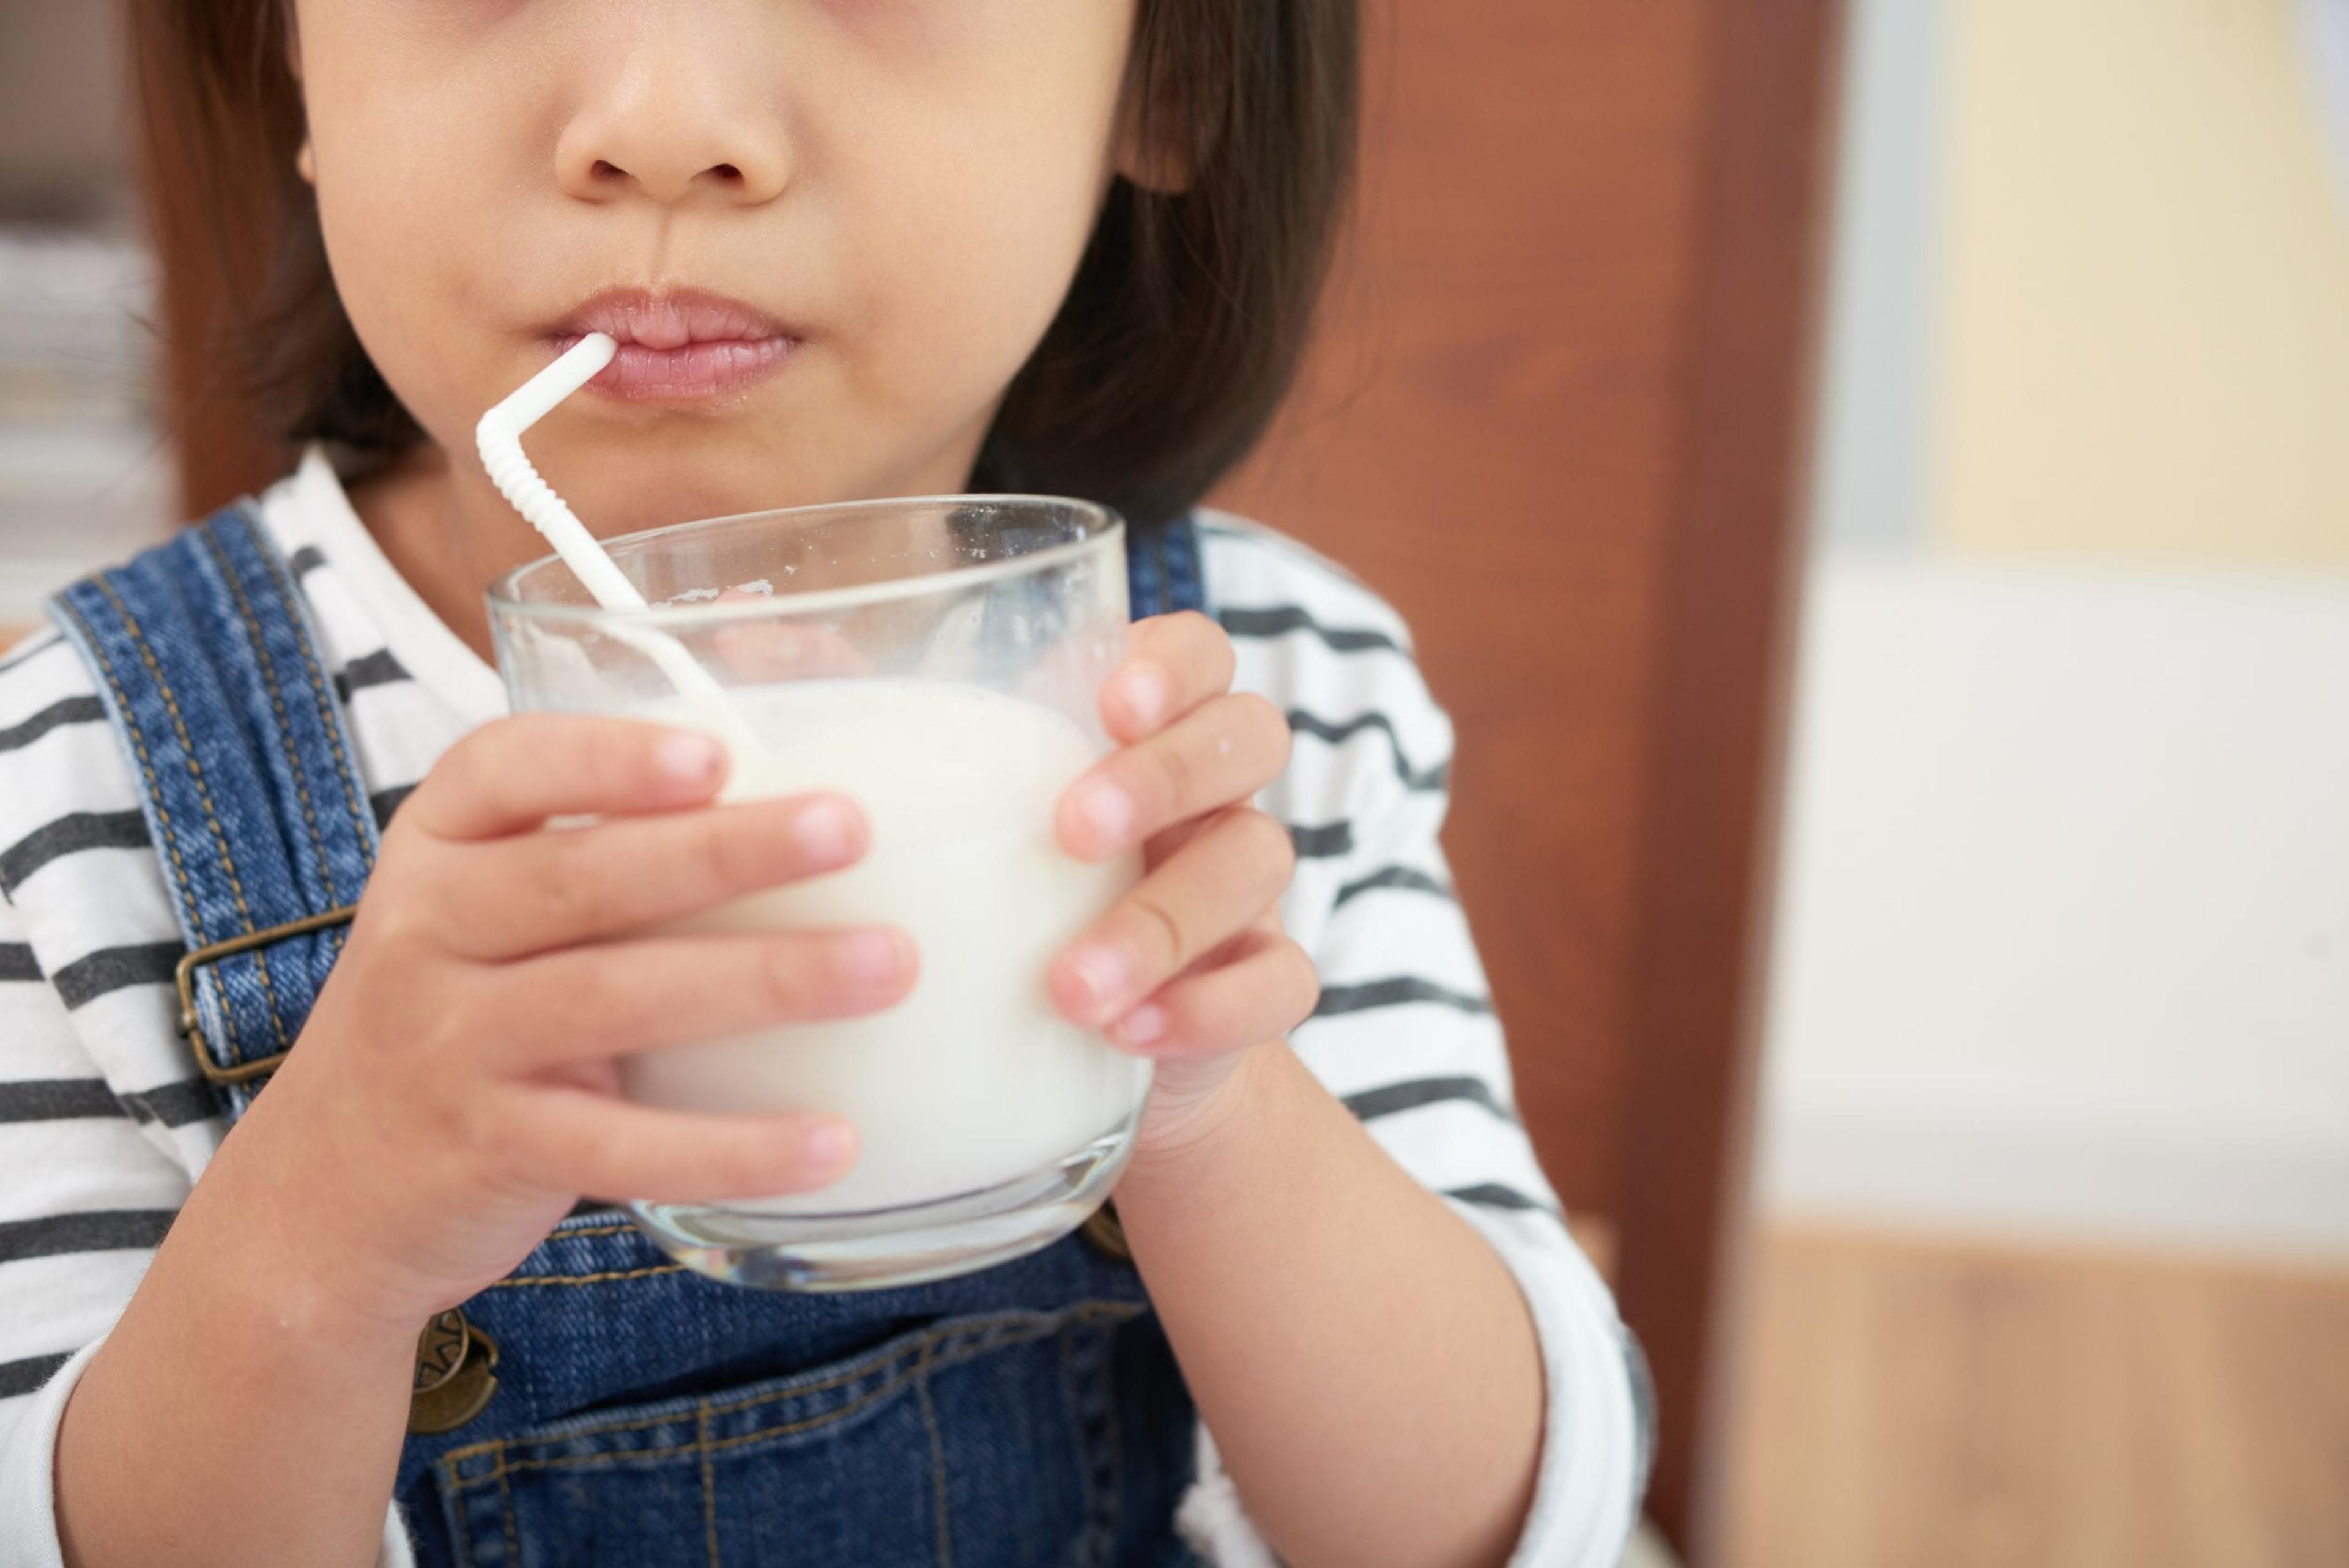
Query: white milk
xmin=629 ymin=679 xmax=1149 ymax=1213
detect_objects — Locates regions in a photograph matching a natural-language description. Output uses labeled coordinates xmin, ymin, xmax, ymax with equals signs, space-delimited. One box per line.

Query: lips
xmin=546 ymin=288 xmax=800 ymax=402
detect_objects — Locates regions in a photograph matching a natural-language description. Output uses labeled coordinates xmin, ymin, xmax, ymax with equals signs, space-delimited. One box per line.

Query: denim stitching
xmin=1094 ymin=1315 xmax=1127 ymax=1561
xmin=93 ymin=576 xmax=292 ymax=1051
xmin=197 ymin=523 xmax=339 ymax=906
xmin=1059 ymin=1318 xmax=1115 ymax=1568
xmin=440 ymin=1303 xmax=1145 ymax=1469
xmin=1058 ymin=1326 xmax=1086 ymax=1565
xmin=51 ymin=596 xmax=207 ymax=944
xmin=447 ymin=1320 xmax=1017 ymax=1464
xmin=438 ymin=1339 xmax=905 ymax=1475
xmin=438 ymin=1304 xmax=1148 ymax=1487
xmin=915 ymin=1340 xmax=954 ymax=1568
xmin=488 ymin=1338 xmax=1008 ymax=1478
xmin=233 ymin=509 xmax=375 ymax=870
xmin=451 ymin=1494 xmax=477 ymax=1568
xmin=484 ymin=1263 xmax=687 ymax=1289
xmin=699 ymin=1399 xmax=721 ymax=1568
xmin=496 ymin=1440 xmax=519 ymax=1566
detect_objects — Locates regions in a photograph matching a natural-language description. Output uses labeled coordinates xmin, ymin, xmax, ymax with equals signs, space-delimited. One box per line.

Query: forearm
xmin=1114 ymin=1041 xmax=1544 ymax=1568
xmin=54 ymin=1130 xmax=417 ymax=1568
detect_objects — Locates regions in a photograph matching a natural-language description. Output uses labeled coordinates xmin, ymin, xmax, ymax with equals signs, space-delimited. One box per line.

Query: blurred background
xmin=3 ymin=2 xmax=2344 ymax=1564
xmin=1737 ymin=1 xmax=2349 ymax=1563
xmin=0 ymin=5 xmax=169 ymax=629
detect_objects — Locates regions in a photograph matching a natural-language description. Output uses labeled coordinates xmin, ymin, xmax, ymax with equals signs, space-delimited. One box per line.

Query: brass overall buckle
xmin=174 ymin=906 xmax=358 ymax=1085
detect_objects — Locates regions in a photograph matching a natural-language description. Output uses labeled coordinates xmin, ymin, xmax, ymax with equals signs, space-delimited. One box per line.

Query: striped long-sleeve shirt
xmin=0 ymin=448 xmax=1643 ymax=1566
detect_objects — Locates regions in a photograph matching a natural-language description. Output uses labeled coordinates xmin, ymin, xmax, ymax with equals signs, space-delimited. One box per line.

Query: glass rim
xmin=483 ymin=491 xmax=1125 ymax=629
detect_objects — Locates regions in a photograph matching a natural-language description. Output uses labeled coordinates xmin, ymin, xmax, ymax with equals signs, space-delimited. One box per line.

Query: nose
xmin=555 ymin=25 xmax=790 ymax=207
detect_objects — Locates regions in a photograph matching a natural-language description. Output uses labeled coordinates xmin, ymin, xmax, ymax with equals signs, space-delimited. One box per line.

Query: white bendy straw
xmin=478 ymin=333 xmax=645 ymax=608
xmin=477 ymin=332 xmax=766 ymax=760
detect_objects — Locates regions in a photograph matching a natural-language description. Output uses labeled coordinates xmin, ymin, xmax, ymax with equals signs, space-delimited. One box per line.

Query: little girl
xmin=0 ymin=2 xmax=1646 ymax=1564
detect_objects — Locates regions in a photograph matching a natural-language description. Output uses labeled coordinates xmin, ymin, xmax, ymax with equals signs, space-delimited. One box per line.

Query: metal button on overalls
xmin=408 ymin=1308 xmax=500 ymax=1433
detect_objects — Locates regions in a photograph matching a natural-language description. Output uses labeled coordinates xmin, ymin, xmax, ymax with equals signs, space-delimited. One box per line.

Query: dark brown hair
xmin=131 ymin=1 xmax=1358 ymax=530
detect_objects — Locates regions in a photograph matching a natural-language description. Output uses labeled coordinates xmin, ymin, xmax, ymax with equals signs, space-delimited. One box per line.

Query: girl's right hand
xmin=223 ymin=712 xmax=913 ymax=1333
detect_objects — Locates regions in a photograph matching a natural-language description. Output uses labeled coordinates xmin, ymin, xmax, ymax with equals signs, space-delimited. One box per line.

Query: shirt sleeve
xmin=0 ymin=889 xmax=187 ymax=1567
xmin=1176 ymin=522 xmax=1650 ymax=1566
xmin=0 ymin=632 xmax=418 ymax=1568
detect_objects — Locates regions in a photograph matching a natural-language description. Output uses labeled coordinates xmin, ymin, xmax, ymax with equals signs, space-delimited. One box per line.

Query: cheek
xmin=303 ymin=61 xmax=519 ymax=454
xmin=823 ymin=15 xmax=1129 ymax=437
xmin=851 ymin=161 xmax=1102 ymax=418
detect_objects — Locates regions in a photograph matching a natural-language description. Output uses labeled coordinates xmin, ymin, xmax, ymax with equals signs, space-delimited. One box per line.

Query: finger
xmin=484 ymin=926 xmax=918 ymax=1072
xmin=507 ymin=1085 xmax=861 ymax=1205
xmin=1100 ymin=611 xmax=1236 ymax=742
xmin=1050 ymin=808 xmax=1294 ymax=1024
xmin=1056 ymin=693 xmax=1291 ymax=860
xmin=1102 ymin=928 xmax=1320 ymax=1058
xmin=403 ymin=712 xmax=730 ymax=842
xmin=447 ymin=791 xmax=869 ymax=958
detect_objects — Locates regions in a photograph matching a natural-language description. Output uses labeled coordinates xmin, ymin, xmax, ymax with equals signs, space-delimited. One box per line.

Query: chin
xmin=536 ymin=416 xmax=965 ymax=539
xmin=560 ymin=449 xmax=800 ymax=538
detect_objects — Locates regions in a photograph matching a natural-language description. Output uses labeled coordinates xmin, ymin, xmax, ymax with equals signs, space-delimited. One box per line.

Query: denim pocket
xmin=432 ymin=1301 xmax=1151 ymax=1568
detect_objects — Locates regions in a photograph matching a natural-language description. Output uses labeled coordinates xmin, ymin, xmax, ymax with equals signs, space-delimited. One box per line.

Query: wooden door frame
xmin=1611 ymin=0 xmax=1844 ymax=1558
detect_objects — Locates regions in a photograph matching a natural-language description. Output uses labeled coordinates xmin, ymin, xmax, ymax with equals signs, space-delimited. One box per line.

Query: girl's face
xmin=290 ymin=0 xmax=1141 ymax=534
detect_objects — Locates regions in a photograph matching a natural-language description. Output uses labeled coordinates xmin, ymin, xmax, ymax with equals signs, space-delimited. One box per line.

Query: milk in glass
xmin=633 ymin=678 xmax=1149 ymax=1213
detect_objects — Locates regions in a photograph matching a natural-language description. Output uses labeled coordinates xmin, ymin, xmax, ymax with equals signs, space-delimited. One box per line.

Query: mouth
xmin=544 ymin=287 xmax=800 ymax=402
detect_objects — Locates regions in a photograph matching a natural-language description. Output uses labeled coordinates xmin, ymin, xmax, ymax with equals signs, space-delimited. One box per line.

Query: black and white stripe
xmin=116 ymin=1079 xmax=219 ymax=1130
xmin=50 ymin=942 xmax=182 ymax=1010
xmin=371 ymin=782 xmax=417 ymax=827
xmin=0 ymin=1079 xmax=122 ymax=1123
xmin=1312 ymin=975 xmax=1494 ymax=1020
xmin=332 ymin=647 xmax=411 ymax=704
xmin=1343 ymin=1074 xmax=1517 ymax=1126
xmin=1286 ymin=820 xmax=1355 ymax=859
xmin=0 ymin=1208 xmax=176 ymax=1265
xmin=1442 ymin=1182 xmax=1561 ymax=1218
xmin=1286 ymin=709 xmax=1450 ymax=793
xmin=1332 ymin=864 xmax=1455 ymax=909
xmin=1219 ymin=605 xmax=1408 ymax=658
xmin=0 ymin=1351 xmax=71 ymax=1400
xmin=0 ymin=810 xmax=150 ymax=896
xmin=0 ymin=696 xmax=105 ymax=755
xmin=0 ymin=484 xmax=1633 ymax=1565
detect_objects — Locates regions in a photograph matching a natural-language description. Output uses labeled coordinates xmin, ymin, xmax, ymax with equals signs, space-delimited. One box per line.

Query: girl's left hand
xmin=1049 ymin=612 xmax=1319 ymax=1155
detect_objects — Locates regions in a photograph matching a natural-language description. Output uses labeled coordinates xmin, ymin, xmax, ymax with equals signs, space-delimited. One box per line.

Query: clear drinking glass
xmin=485 ymin=496 xmax=1148 ymax=1291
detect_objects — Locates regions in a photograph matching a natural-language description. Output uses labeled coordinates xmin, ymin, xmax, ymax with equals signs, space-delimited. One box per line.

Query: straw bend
xmin=472 ymin=330 xmax=770 ymax=763
xmin=475 ymin=332 xmax=645 ymax=610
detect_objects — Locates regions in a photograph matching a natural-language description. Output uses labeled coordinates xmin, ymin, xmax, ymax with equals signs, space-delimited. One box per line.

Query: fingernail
xmin=806 ymin=1119 xmax=859 ymax=1169
xmin=838 ymin=930 xmax=906 ymax=986
xmin=794 ymin=797 xmax=858 ymax=862
xmin=655 ymin=730 xmax=725 ymax=785
xmin=1121 ymin=664 xmax=1170 ymax=728
xmin=1113 ymin=1004 xmax=1167 ymax=1046
xmin=1066 ymin=945 xmax=1129 ymax=1008
xmin=1077 ymin=781 xmax=1132 ymax=843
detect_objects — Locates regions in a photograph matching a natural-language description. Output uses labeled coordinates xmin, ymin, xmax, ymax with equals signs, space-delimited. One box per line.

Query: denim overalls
xmin=51 ymin=503 xmax=1212 ymax=1567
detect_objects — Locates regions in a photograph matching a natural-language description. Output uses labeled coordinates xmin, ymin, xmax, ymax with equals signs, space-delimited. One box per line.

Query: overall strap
xmin=48 ymin=502 xmax=379 ymax=1123
xmin=1126 ymin=513 xmax=1209 ymax=619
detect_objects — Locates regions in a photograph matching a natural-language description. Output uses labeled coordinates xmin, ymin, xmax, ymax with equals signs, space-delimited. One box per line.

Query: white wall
xmin=1759 ymin=0 xmax=2349 ymax=1259
xmin=1759 ymin=558 xmax=2349 ymax=1257
xmin=1937 ymin=0 xmax=2349 ymax=568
